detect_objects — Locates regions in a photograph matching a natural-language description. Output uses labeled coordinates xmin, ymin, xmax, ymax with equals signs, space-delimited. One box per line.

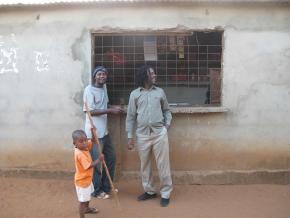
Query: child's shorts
xmin=75 ymin=182 xmax=94 ymax=202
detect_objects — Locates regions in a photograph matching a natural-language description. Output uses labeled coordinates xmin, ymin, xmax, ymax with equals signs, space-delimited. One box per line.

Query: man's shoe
xmin=160 ymin=198 xmax=170 ymax=207
xmin=137 ymin=192 xmax=157 ymax=201
xmin=109 ymin=188 xmax=119 ymax=194
xmin=91 ymin=191 xmax=99 ymax=197
xmin=97 ymin=191 xmax=110 ymax=200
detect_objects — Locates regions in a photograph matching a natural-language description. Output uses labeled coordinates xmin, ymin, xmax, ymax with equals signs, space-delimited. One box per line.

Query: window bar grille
xmin=196 ymin=43 xmax=198 ymax=88
xmin=94 ymin=32 xmax=222 ymax=106
xmin=122 ymin=37 xmax=124 ymax=98
xmin=187 ymin=36 xmax=190 ymax=89
xmin=176 ymin=37 xmax=178 ymax=88
xmin=207 ymin=45 xmax=209 ymax=105
xmin=133 ymin=36 xmax=136 ymax=91
xmin=112 ymin=36 xmax=115 ymax=103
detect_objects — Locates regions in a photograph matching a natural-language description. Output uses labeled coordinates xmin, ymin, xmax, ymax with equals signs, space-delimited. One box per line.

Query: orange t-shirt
xmin=74 ymin=140 xmax=94 ymax=188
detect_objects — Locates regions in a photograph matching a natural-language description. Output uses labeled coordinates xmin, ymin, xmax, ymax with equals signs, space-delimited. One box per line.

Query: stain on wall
xmin=0 ymin=34 xmax=18 ymax=74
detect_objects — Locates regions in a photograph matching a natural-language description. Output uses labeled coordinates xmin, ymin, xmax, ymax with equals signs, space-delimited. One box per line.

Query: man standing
xmin=126 ymin=65 xmax=173 ymax=207
xmin=83 ymin=66 xmax=124 ymax=199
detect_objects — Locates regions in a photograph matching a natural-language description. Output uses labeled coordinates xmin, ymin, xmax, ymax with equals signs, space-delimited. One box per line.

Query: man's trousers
xmin=136 ymin=127 xmax=173 ymax=199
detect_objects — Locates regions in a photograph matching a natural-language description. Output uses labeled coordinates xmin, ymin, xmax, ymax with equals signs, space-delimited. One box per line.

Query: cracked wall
xmin=0 ymin=4 xmax=289 ymax=175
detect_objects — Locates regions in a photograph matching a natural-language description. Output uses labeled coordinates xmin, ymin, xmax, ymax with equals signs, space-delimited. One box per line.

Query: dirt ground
xmin=0 ymin=177 xmax=290 ymax=218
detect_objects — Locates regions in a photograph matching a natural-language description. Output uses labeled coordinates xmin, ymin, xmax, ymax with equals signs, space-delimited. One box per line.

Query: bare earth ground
xmin=0 ymin=177 xmax=290 ymax=218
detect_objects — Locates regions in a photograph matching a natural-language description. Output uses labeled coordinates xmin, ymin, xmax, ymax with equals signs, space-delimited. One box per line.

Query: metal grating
xmin=92 ymin=31 xmax=222 ymax=106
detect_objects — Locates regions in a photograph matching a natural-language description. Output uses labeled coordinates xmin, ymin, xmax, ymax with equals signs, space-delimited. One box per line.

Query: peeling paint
xmin=0 ymin=34 xmax=19 ymax=74
xmin=71 ymin=28 xmax=87 ymax=61
xmin=71 ymin=28 xmax=90 ymax=89
xmin=34 ymin=51 xmax=49 ymax=72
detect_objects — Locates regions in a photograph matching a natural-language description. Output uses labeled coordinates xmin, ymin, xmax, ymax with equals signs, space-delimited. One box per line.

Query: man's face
xmin=94 ymin=71 xmax=107 ymax=86
xmin=147 ymin=68 xmax=156 ymax=85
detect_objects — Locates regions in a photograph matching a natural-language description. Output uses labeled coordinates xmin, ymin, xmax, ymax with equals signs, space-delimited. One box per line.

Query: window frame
xmin=90 ymin=30 xmax=227 ymax=113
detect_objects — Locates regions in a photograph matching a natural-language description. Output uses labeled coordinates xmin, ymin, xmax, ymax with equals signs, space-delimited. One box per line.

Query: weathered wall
xmin=0 ymin=3 xmax=290 ymax=182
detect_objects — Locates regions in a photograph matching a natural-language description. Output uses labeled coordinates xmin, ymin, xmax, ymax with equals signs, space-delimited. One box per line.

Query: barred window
xmin=92 ymin=31 xmax=222 ymax=107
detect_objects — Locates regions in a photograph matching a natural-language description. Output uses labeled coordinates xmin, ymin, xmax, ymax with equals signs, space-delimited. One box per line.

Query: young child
xmin=72 ymin=129 xmax=104 ymax=218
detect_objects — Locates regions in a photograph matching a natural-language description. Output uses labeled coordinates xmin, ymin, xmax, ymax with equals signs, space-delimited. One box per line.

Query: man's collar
xmin=92 ymin=83 xmax=105 ymax=88
xmin=139 ymin=85 xmax=156 ymax=91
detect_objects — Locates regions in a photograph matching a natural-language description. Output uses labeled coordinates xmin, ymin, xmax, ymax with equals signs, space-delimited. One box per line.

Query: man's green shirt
xmin=126 ymin=86 xmax=172 ymax=138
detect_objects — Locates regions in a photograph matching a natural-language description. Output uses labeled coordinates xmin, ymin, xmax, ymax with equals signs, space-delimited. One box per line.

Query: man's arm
xmin=83 ymin=87 xmax=125 ymax=116
xmin=161 ymin=89 xmax=172 ymax=130
xmin=126 ymin=92 xmax=137 ymax=150
xmin=90 ymin=108 xmax=124 ymax=116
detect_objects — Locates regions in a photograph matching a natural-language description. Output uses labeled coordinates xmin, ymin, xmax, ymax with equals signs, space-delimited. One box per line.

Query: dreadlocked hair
xmin=136 ymin=65 xmax=152 ymax=87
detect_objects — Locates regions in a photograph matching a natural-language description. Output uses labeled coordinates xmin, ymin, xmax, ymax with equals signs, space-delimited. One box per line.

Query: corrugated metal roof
xmin=0 ymin=0 xmax=288 ymax=6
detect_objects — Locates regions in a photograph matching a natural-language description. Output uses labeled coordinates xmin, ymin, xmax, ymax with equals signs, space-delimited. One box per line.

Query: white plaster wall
xmin=0 ymin=3 xmax=289 ymax=170
xmin=223 ymin=30 xmax=290 ymax=147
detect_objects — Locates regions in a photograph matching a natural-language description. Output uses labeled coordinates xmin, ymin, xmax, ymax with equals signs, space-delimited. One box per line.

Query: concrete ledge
xmin=170 ymin=106 xmax=229 ymax=114
xmin=121 ymin=170 xmax=290 ymax=185
xmin=1 ymin=168 xmax=290 ymax=184
xmin=115 ymin=106 xmax=229 ymax=114
xmin=0 ymin=168 xmax=74 ymax=180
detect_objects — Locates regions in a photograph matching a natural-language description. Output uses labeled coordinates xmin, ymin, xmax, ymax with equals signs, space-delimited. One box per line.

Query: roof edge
xmin=0 ymin=0 xmax=289 ymax=7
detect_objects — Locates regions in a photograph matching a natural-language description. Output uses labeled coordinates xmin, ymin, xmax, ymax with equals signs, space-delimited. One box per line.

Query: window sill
xmin=115 ymin=106 xmax=229 ymax=114
xmin=170 ymin=106 xmax=229 ymax=114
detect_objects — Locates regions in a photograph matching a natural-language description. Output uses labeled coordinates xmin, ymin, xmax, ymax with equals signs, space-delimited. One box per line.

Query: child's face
xmin=74 ymin=134 xmax=88 ymax=150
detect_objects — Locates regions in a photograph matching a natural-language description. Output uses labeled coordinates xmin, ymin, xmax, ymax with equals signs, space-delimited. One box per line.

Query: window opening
xmin=92 ymin=31 xmax=222 ymax=106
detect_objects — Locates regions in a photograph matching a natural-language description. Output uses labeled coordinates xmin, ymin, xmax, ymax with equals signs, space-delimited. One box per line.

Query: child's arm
xmin=89 ymin=154 xmax=104 ymax=168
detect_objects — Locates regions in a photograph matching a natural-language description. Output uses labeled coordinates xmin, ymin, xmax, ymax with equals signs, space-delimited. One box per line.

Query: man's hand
xmin=90 ymin=124 xmax=96 ymax=131
xmin=109 ymin=107 xmax=125 ymax=114
xmin=98 ymin=154 xmax=104 ymax=162
xmin=127 ymin=138 xmax=135 ymax=150
xmin=165 ymin=124 xmax=170 ymax=131
xmin=90 ymin=125 xmax=97 ymax=142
